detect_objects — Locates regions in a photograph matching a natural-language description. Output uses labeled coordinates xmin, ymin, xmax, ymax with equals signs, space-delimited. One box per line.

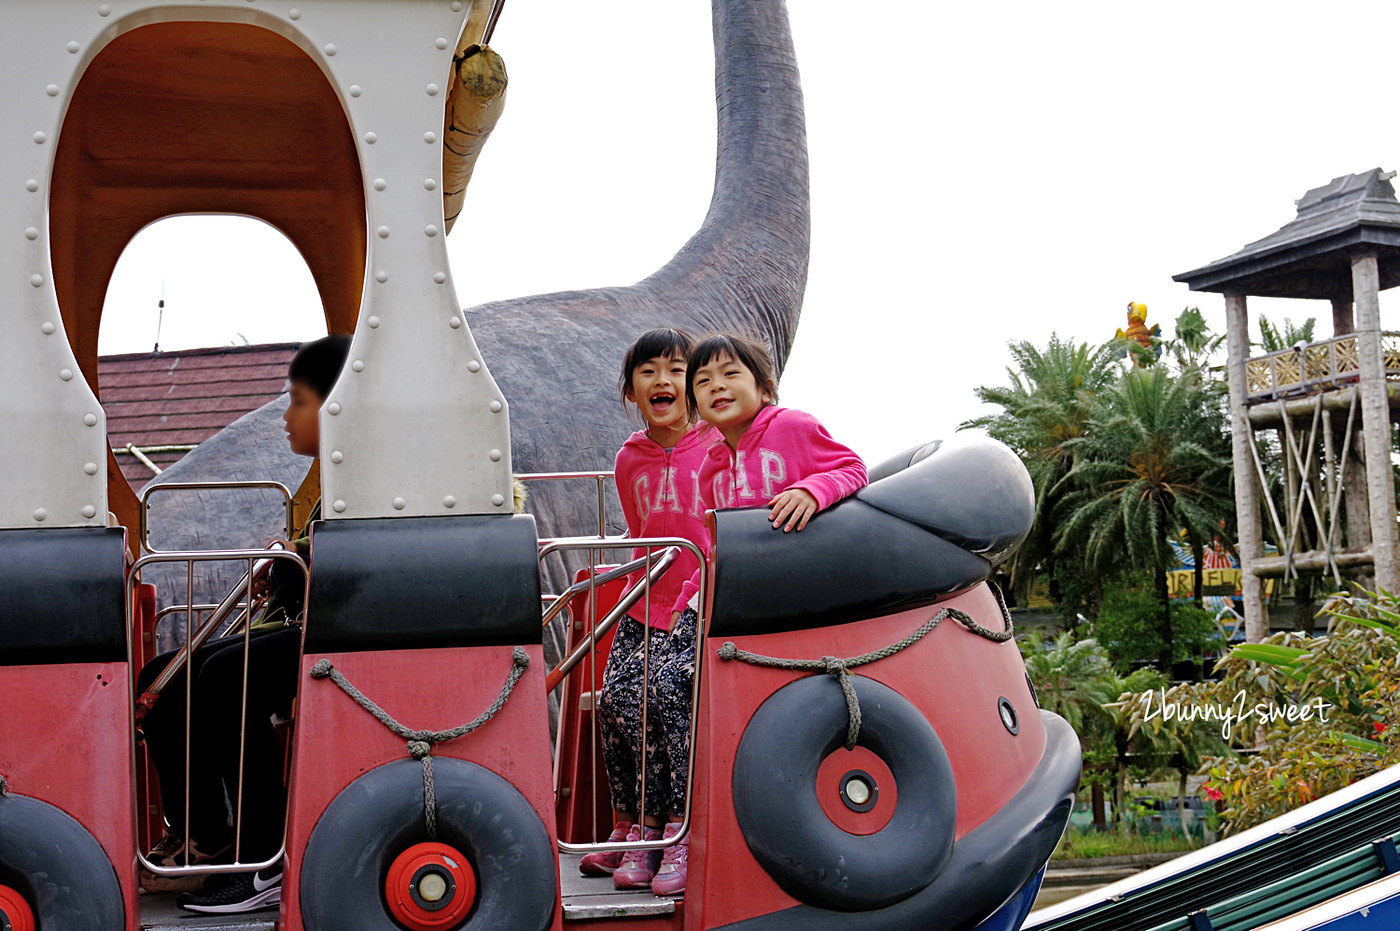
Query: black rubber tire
xmin=300 ymin=758 xmax=556 ymax=931
xmin=732 ymin=674 xmax=956 ymax=911
xmin=0 ymin=792 xmax=125 ymax=931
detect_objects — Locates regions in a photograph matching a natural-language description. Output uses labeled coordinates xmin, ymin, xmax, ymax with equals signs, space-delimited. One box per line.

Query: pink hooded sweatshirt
xmin=614 ymin=422 xmax=718 ymax=630
xmin=672 ymin=405 xmax=868 ymax=615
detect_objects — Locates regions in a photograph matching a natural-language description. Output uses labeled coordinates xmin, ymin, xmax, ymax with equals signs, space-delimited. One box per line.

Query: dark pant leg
xmin=138 ymin=637 xmax=241 ymax=845
xmin=194 ymin=626 xmax=302 ymax=861
xmin=597 ymin=618 xmax=647 ymax=817
xmin=649 ymin=608 xmax=698 ymax=817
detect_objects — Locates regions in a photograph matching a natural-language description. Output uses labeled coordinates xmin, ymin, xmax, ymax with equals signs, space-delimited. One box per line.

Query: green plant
xmin=1094 ymin=577 xmax=1225 ymax=673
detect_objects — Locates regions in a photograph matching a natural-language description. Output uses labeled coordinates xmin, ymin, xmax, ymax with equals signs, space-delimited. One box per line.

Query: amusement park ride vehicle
xmin=0 ymin=1 xmax=1082 ymax=930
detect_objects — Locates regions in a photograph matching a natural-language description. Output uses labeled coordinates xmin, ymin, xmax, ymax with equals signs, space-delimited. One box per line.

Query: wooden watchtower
xmin=1175 ymin=169 xmax=1400 ymax=641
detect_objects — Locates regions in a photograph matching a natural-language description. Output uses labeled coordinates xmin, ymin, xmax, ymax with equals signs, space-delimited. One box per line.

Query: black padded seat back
xmin=304 ymin=514 xmax=541 ymax=653
xmin=708 ymin=501 xmax=990 ymax=638
xmin=859 ymin=434 xmax=1034 ymax=566
xmin=0 ymin=527 xmax=128 ymax=665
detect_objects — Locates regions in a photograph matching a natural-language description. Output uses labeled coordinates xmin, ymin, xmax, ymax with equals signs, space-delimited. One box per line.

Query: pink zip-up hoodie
xmin=614 ymin=422 xmax=719 ymax=630
xmin=672 ymin=405 xmax=868 ymax=615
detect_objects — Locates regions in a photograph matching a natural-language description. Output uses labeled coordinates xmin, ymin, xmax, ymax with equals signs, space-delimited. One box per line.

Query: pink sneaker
xmin=651 ymin=823 xmax=688 ymax=896
xmin=579 ymin=823 xmax=633 ymax=876
xmin=612 ymin=827 xmax=663 ymax=889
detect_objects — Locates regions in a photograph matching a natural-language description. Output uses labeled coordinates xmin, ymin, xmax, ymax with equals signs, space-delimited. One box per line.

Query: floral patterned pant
xmin=596 ymin=609 xmax=697 ymax=818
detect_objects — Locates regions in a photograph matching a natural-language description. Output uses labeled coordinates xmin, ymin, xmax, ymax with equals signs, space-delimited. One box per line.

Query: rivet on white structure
xmin=448 ymin=316 xmax=461 ymax=329
xmin=40 ymin=322 xmax=55 ymax=335
xmin=423 ymin=131 xmax=436 ymax=144
xmin=376 ymin=226 xmax=390 ymax=238
xmin=392 ymin=497 xmax=406 ymax=510
xmin=25 ymin=228 xmax=38 ymax=240
xmin=59 ymin=368 xmax=73 ymax=381
xmin=332 ymin=500 xmax=346 ymax=513
xmin=364 ymin=131 xmax=377 ymax=144
xmin=424 ymin=224 xmax=438 ymax=237
xmin=374 ymin=270 xmax=388 ymax=283
xmin=367 ymin=315 xmax=381 ymax=329
xmin=351 ymin=359 xmax=365 ymax=373
xmin=33 ymin=508 xmax=47 ymax=522
xmin=330 ymin=450 xmax=344 ymax=464
xmin=84 ymin=462 xmax=97 ymax=475
xmin=327 ymin=402 xmax=342 ymax=415
xmin=373 ymin=178 xmax=386 ymax=191
xmin=433 ymin=271 xmax=446 ymax=284
xmin=81 ymin=505 xmax=96 ymax=518
xmin=426 ymin=83 xmax=439 ymax=96
xmin=25 ymin=180 xmax=38 ymax=192
xmin=489 ymin=400 xmax=502 ymax=413
xmin=443 ymin=495 xmax=457 ymax=508
xmin=98 ymin=4 xmax=111 ymax=16
xmin=83 ymin=413 xmax=97 ymax=426
xmin=491 ymin=494 xmax=505 ymax=507
xmin=33 ymin=132 xmax=46 ymax=144
xmin=423 ymin=178 xmax=436 ymax=191
xmin=29 ymin=274 xmax=43 ymax=287
xmin=450 ymin=1 xmax=462 ymax=12
xmin=434 ymin=36 xmax=449 ymax=50
xmin=349 ymin=85 xmax=362 ymax=97
xmin=289 ymin=8 xmax=301 ymax=19
xmin=66 ymin=41 xmax=79 ymax=54
xmin=324 ymin=44 xmax=337 ymax=56
xmin=467 ymin=360 xmax=481 ymax=373
xmin=488 ymin=449 xmax=502 ymax=462
xmin=45 ymin=85 xmax=58 ymax=97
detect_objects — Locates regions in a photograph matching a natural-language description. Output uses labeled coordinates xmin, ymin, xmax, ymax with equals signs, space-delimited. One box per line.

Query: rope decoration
xmin=0 ymin=775 xmax=7 ymax=797
xmin=310 ymin=646 xmax=530 ymax=838
xmin=717 ymin=603 xmax=1013 ymax=750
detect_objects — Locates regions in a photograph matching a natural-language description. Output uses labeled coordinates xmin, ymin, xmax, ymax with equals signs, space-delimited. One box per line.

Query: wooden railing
xmin=1244 ymin=332 xmax=1400 ymax=403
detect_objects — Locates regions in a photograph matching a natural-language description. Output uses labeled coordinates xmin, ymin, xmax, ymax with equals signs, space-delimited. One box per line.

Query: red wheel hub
xmin=0 ymin=884 xmax=35 ymax=931
xmin=385 ymin=842 xmax=476 ymax=931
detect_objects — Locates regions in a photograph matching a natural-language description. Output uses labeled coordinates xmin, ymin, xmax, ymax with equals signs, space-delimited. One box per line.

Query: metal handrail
xmin=540 ymin=547 xmax=674 ymax=629
xmin=539 ymin=536 xmax=706 ymax=855
xmin=127 ymin=546 xmax=309 ymax=876
xmin=140 ymin=480 xmax=294 ymax=555
xmin=544 ymin=547 xmax=679 ymax=690
xmin=516 ymin=471 xmax=614 ymax=539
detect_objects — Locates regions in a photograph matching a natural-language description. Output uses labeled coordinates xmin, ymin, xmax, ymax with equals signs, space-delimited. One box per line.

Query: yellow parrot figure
xmin=1116 ymin=301 xmax=1162 ymax=361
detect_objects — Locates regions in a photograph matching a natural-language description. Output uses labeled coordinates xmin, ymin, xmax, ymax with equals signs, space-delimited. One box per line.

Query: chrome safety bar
xmin=540 ymin=548 xmax=675 ymax=630
xmin=126 ymin=547 xmax=309 ymax=877
xmin=516 ymin=471 xmax=614 ymax=539
xmin=140 ymin=480 xmax=294 ymax=555
xmin=538 ymin=535 xmax=706 ymax=856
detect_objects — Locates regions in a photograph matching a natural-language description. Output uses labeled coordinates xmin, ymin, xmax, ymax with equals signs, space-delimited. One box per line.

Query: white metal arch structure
xmin=0 ymin=0 xmax=512 ymax=530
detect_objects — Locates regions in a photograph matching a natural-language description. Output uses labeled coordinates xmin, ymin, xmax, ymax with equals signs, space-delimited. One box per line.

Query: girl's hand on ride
xmin=768 ymin=489 xmax=818 ymax=533
xmin=250 ymin=540 xmax=290 ymax=601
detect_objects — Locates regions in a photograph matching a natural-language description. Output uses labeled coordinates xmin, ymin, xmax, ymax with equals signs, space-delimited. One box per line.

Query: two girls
xmin=592 ymin=328 xmax=866 ymax=897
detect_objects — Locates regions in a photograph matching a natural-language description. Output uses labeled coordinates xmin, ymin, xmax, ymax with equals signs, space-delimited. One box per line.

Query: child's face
xmin=625 ymin=353 xmax=689 ymax=433
xmin=283 ymin=381 xmax=322 ymax=457
xmin=691 ymin=351 xmax=772 ymax=436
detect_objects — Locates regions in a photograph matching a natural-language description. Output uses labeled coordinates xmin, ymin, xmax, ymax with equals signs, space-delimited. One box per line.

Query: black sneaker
xmin=177 ymin=864 xmax=281 ymax=914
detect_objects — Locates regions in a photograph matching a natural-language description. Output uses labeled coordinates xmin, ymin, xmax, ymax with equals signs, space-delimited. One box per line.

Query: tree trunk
xmin=1155 ymin=548 xmax=1174 ymax=674
xmin=1191 ymin=533 xmax=1205 ymax=606
xmin=1177 ymin=768 xmax=1195 ymax=848
xmin=1091 ymin=779 xmax=1107 ymax=832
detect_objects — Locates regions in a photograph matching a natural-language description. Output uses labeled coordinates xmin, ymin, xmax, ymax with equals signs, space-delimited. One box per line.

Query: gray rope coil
xmin=310 ymin=646 xmax=530 ymax=838
xmin=0 ymin=774 xmax=7 ymax=797
xmin=717 ymin=604 xmax=1012 ymax=750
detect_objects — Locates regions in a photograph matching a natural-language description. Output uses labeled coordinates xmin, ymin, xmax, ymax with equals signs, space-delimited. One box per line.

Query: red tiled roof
xmin=98 ymin=343 xmax=299 ymax=490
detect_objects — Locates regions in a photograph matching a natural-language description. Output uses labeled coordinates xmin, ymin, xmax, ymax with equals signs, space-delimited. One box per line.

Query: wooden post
xmin=1225 ymin=293 xmax=1268 ymax=640
xmin=1351 ymin=253 xmax=1398 ymax=593
xmin=1333 ymin=299 xmax=1355 ymax=336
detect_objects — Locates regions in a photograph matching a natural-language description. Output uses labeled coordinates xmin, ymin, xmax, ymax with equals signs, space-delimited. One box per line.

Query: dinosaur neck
xmin=640 ymin=0 xmax=810 ymax=369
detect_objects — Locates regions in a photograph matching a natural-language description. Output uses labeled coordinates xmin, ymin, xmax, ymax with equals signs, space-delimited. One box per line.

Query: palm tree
xmin=1054 ymin=365 xmax=1234 ymax=671
xmin=1257 ymin=314 xmax=1317 ymax=353
xmin=965 ymin=335 xmax=1123 ymax=613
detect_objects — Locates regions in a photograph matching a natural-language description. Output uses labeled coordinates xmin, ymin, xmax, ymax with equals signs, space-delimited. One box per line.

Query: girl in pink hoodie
xmin=671 ymin=332 xmax=869 ymax=619
xmin=585 ymin=328 xmax=716 ymax=896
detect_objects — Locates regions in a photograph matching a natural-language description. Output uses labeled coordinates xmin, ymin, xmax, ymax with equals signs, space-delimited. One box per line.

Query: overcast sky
xmin=97 ymin=1 xmax=1398 ymax=464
